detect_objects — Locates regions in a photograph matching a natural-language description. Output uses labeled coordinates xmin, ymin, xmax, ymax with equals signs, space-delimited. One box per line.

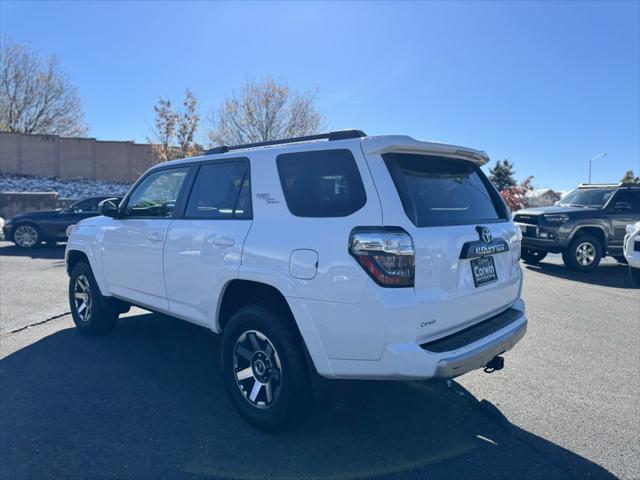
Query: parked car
xmin=3 ymin=196 xmax=121 ymax=248
xmin=65 ymin=130 xmax=527 ymax=430
xmin=624 ymin=222 xmax=640 ymax=284
xmin=514 ymin=183 xmax=640 ymax=272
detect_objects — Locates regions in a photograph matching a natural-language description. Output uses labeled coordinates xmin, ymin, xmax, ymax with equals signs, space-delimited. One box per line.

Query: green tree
xmin=620 ymin=170 xmax=640 ymax=184
xmin=489 ymin=159 xmax=517 ymax=191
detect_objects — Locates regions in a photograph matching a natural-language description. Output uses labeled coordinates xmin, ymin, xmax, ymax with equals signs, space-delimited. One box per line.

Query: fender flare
xmin=65 ymin=241 xmax=110 ymax=297
xmin=566 ymin=223 xmax=608 ymax=249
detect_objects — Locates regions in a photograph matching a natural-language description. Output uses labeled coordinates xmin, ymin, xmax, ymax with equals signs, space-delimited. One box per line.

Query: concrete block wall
xmin=0 ymin=132 xmax=158 ymax=183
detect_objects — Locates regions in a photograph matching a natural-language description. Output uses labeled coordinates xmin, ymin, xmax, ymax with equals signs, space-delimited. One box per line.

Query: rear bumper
xmin=328 ymin=307 xmax=527 ymax=380
xmin=431 ymin=316 xmax=527 ymax=378
xmin=289 ymin=293 xmax=527 ymax=380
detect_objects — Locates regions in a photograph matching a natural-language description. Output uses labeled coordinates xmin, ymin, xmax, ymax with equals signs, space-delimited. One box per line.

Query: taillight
xmin=349 ymin=227 xmax=415 ymax=287
xmin=509 ymin=227 xmax=522 ymax=266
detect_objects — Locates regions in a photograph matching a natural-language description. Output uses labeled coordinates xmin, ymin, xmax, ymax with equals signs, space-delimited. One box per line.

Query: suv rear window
xmin=383 ymin=153 xmax=508 ymax=227
xmin=277 ymin=149 xmax=366 ymax=217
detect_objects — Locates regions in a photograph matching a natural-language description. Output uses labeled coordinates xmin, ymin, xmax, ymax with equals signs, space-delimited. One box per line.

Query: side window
xmin=71 ymin=198 xmax=100 ymax=213
xmin=125 ymin=168 xmax=189 ymax=218
xmin=185 ymin=160 xmax=252 ymax=219
xmin=613 ymin=190 xmax=640 ymax=213
xmin=276 ymin=149 xmax=367 ymax=217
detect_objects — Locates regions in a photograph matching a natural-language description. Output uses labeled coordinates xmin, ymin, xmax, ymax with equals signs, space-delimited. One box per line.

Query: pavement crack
xmin=2 ymin=311 xmax=70 ymax=336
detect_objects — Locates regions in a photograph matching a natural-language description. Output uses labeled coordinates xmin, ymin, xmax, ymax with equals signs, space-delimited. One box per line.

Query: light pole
xmin=588 ymin=153 xmax=607 ymax=184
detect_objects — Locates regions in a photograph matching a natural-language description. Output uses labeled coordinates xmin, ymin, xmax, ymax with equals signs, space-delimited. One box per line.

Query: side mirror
xmin=614 ymin=201 xmax=631 ymax=211
xmin=99 ymin=198 xmax=121 ymax=218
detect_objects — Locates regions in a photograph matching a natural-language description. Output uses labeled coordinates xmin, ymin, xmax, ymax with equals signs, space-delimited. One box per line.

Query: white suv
xmin=65 ymin=130 xmax=527 ymax=429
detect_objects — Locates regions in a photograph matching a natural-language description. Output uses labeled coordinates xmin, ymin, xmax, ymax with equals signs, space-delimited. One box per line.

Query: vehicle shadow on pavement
xmin=1 ymin=313 xmax=616 ymax=480
xmin=524 ymin=260 xmax=636 ymax=289
xmin=0 ymin=241 xmax=66 ymax=260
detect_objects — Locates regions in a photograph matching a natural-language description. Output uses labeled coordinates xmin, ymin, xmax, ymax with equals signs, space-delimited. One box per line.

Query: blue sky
xmin=1 ymin=1 xmax=638 ymax=191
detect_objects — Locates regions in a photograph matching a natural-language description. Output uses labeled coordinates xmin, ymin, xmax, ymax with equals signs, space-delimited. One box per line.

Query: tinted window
xmin=125 ymin=168 xmax=188 ymax=218
xmin=277 ymin=149 xmax=366 ymax=217
xmin=70 ymin=198 xmax=101 ymax=213
xmin=383 ymin=153 xmax=507 ymax=227
xmin=613 ymin=190 xmax=640 ymax=213
xmin=185 ymin=160 xmax=252 ymax=219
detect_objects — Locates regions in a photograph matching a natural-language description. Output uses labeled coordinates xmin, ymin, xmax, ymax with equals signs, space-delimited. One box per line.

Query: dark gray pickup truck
xmin=514 ymin=183 xmax=640 ymax=272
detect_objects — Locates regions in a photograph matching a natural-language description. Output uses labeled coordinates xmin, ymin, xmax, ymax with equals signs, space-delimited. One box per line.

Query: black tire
xmin=69 ymin=262 xmax=118 ymax=335
xmin=12 ymin=222 xmax=41 ymax=249
xmin=221 ymin=304 xmax=310 ymax=431
xmin=630 ymin=267 xmax=640 ymax=285
xmin=562 ymin=234 xmax=603 ymax=272
xmin=521 ymin=248 xmax=547 ymax=265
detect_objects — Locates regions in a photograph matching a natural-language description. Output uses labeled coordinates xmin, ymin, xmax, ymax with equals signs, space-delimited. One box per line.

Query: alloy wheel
xmin=73 ymin=275 xmax=93 ymax=322
xmin=14 ymin=225 xmax=38 ymax=248
xmin=233 ymin=330 xmax=283 ymax=409
xmin=575 ymin=242 xmax=596 ymax=266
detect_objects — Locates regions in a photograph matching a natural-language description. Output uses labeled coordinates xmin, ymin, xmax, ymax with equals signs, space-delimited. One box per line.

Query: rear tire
xmin=69 ymin=262 xmax=118 ymax=335
xmin=562 ymin=234 xmax=602 ymax=272
xmin=521 ymin=248 xmax=547 ymax=265
xmin=221 ymin=304 xmax=310 ymax=431
xmin=12 ymin=223 xmax=41 ymax=249
xmin=630 ymin=267 xmax=640 ymax=285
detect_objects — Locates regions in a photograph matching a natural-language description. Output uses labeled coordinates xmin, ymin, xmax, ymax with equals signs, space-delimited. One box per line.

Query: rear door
xmin=367 ymin=151 xmax=520 ymax=340
xmin=608 ymin=189 xmax=640 ymax=250
xmin=163 ymin=158 xmax=253 ymax=327
xmin=102 ymin=167 xmax=190 ymax=311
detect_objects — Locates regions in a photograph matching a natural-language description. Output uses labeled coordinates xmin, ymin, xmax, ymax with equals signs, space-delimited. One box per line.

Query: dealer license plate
xmin=471 ymin=255 xmax=497 ymax=287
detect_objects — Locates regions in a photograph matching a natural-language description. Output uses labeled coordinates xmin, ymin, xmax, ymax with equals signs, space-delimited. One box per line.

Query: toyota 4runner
xmin=65 ymin=130 xmax=527 ymax=429
xmin=515 ymin=183 xmax=640 ymax=272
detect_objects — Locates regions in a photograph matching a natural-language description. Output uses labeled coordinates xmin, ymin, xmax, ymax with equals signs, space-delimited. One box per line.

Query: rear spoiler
xmin=361 ymin=135 xmax=489 ymax=166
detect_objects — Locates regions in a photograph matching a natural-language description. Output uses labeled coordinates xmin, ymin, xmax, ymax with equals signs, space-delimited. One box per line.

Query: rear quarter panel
xmin=240 ymin=141 xmax=383 ymax=305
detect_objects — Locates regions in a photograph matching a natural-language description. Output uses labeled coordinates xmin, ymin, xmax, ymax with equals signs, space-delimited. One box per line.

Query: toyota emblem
xmin=481 ymin=228 xmax=492 ymax=244
xmin=476 ymin=226 xmax=493 ymax=244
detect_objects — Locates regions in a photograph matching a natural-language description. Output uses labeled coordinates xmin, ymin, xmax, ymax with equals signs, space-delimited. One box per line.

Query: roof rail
xmin=578 ymin=182 xmax=621 ymax=188
xmin=578 ymin=182 xmax=640 ymax=189
xmin=204 ymin=129 xmax=366 ymax=155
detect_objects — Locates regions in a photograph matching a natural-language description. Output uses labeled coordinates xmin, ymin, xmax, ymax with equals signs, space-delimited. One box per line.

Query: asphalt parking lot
xmin=1 ymin=240 xmax=638 ymax=479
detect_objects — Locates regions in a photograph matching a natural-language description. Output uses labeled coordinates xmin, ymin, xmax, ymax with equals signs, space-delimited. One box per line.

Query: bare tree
xmin=175 ymin=89 xmax=200 ymax=158
xmin=149 ymin=97 xmax=179 ymax=163
xmin=207 ymin=77 xmax=325 ymax=146
xmin=148 ymin=89 xmax=201 ymax=163
xmin=0 ymin=37 xmax=87 ymax=136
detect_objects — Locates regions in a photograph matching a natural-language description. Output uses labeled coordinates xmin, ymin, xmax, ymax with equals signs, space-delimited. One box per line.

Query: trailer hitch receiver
xmin=484 ymin=355 xmax=504 ymax=373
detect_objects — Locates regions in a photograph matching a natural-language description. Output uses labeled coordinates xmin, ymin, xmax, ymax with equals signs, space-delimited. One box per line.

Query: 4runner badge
xmin=459 ymin=227 xmax=510 ymax=259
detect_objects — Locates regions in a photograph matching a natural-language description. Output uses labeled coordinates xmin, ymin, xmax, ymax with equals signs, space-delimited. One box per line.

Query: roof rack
xmin=204 ymin=129 xmax=367 ymax=155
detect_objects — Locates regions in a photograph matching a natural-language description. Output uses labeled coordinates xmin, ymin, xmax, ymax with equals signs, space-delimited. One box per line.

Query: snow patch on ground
xmin=0 ymin=174 xmax=131 ymax=199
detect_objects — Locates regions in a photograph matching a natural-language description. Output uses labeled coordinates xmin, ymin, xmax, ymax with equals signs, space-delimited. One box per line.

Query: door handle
xmin=211 ymin=236 xmax=235 ymax=247
xmin=147 ymin=232 xmax=164 ymax=242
